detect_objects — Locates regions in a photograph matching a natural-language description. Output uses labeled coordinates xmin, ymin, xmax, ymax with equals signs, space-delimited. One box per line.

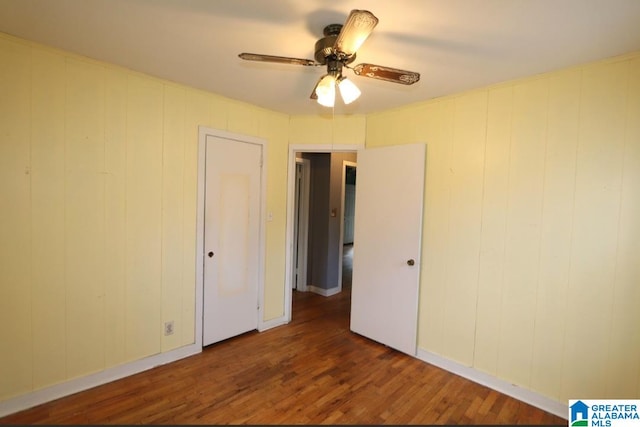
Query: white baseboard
xmin=259 ymin=315 xmax=288 ymax=332
xmin=416 ymin=349 xmax=568 ymax=420
xmin=0 ymin=343 xmax=201 ymax=418
xmin=308 ymin=285 xmax=341 ymax=297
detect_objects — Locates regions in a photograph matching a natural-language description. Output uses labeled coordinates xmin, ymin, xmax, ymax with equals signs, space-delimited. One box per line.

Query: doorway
xmin=284 ymin=144 xmax=363 ymax=322
xmin=285 ymin=142 xmax=425 ymax=357
xmin=291 ymin=158 xmax=310 ymax=292
xmin=339 ymin=161 xmax=357 ymax=291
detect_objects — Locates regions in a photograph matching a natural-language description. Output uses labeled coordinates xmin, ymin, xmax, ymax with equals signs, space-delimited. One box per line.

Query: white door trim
xmin=337 ymin=160 xmax=357 ymax=291
xmin=292 ymin=158 xmax=310 ymax=293
xmin=284 ymin=144 xmax=363 ymax=323
xmin=196 ymin=126 xmax=267 ymax=344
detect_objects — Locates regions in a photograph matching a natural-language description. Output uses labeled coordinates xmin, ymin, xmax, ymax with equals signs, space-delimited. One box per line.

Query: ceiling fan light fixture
xmin=337 ymin=76 xmax=361 ymax=104
xmin=334 ymin=10 xmax=379 ymax=56
xmin=316 ymin=74 xmax=336 ymax=107
xmin=238 ymin=9 xmax=420 ymax=108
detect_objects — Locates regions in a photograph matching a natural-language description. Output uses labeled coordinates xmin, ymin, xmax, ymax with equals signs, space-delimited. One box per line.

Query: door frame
xmin=337 ymin=160 xmax=357 ymax=290
xmin=284 ymin=144 xmax=363 ymax=322
xmin=292 ymin=158 xmax=310 ymax=292
xmin=195 ymin=126 xmax=268 ymax=347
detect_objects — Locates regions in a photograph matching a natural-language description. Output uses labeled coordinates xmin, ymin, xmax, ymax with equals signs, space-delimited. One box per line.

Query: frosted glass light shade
xmin=338 ymin=77 xmax=361 ymax=104
xmin=334 ymin=10 xmax=379 ymax=56
xmin=316 ymin=75 xmax=336 ymax=107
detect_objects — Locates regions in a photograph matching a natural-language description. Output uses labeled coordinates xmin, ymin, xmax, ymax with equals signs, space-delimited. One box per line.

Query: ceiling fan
xmin=238 ymin=9 xmax=420 ymax=108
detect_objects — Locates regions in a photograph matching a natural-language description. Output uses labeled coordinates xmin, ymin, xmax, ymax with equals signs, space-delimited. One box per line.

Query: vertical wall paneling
xmin=181 ymin=88 xmax=211 ymax=346
xmin=530 ymin=70 xmax=581 ymax=399
xmin=605 ymin=57 xmax=640 ymax=397
xmin=561 ymin=60 xmax=628 ymax=400
xmin=64 ymin=58 xmax=106 ymax=379
xmin=0 ymin=33 xmax=296 ymax=406
xmin=161 ymin=84 xmax=186 ymax=351
xmin=417 ymin=99 xmax=455 ymax=354
xmin=124 ymin=75 xmax=163 ymax=361
xmin=260 ymin=111 xmax=289 ymax=321
xmin=288 ymin=115 xmax=332 ymax=145
xmin=0 ymin=36 xmax=33 ymax=400
xmin=383 ymin=109 xmax=415 ymax=146
xmin=364 ymin=113 xmax=387 ymax=148
xmin=442 ymin=92 xmax=487 ymax=365
xmin=209 ymin=94 xmax=230 ymax=130
xmin=104 ymin=68 xmax=128 ymax=367
xmin=393 ymin=55 xmax=639 ymax=404
xmin=30 ymin=47 xmax=67 ymax=389
xmin=497 ymin=78 xmax=549 ymax=388
xmin=332 ymin=115 xmax=366 ymax=146
xmin=228 ymin=101 xmax=259 ymax=136
xmin=473 ymin=85 xmax=513 ymax=376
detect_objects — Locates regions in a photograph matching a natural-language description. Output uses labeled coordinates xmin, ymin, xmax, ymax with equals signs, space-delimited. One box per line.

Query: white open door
xmin=202 ymin=134 xmax=263 ymax=346
xmin=350 ymin=143 xmax=426 ymax=356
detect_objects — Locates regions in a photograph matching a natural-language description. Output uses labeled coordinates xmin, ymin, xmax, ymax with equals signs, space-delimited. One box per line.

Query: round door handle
xmin=407 ymin=259 xmax=415 ymax=266
xmin=208 ymin=251 xmax=214 ymax=258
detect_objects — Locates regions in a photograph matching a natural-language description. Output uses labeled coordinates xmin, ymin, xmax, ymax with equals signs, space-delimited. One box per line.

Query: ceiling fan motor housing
xmin=314 ymin=24 xmax=356 ymax=65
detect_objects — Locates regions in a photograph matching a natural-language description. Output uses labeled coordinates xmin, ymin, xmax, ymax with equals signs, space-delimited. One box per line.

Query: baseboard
xmin=0 ymin=343 xmax=201 ymax=418
xmin=259 ymin=315 xmax=288 ymax=332
xmin=308 ymin=285 xmax=341 ymax=297
xmin=416 ymin=349 xmax=568 ymax=420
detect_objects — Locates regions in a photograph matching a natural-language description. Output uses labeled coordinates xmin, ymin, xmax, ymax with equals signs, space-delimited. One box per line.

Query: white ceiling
xmin=1 ymin=0 xmax=639 ymax=116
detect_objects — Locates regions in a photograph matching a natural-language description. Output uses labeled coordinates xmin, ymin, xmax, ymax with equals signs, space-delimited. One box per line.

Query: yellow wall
xmin=367 ymin=53 xmax=640 ymax=402
xmin=289 ymin=114 xmax=366 ymax=146
xmin=0 ymin=33 xmax=289 ymax=400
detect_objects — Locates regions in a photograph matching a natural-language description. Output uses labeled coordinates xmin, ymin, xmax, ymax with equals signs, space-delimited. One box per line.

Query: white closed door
xmin=203 ymin=135 xmax=262 ymax=346
xmin=350 ymin=143 xmax=426 ymax=356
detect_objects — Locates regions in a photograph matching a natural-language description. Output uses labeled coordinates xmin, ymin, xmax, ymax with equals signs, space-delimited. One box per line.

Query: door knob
xmin=208 ymin=251 xmax=214 ymax=258
xmin=407 ymin=259 xmax=415 ymax=266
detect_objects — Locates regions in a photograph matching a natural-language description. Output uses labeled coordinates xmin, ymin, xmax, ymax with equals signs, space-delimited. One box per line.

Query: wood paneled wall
xmin=366 ymin=54 xmax=640 ymax=403
xmin=0 ymin=33 xmax=289 ymax=401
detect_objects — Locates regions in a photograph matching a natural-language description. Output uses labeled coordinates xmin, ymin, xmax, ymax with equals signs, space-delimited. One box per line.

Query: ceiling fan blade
xmin=333 ymin=10 xmax=379 ymax=57
xmin=352 ymin=63 xmax=420 ymax=85
xmin=238 ymin=53 xmax=318 ymax=66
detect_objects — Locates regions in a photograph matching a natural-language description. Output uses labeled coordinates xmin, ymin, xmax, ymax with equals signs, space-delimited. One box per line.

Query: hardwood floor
xmin=0 ymin=286 xmax=566 ymax=425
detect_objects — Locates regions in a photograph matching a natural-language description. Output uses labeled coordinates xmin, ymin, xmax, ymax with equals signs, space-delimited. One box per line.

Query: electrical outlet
xmin=164 ymin=320 xmax=174 ymax=336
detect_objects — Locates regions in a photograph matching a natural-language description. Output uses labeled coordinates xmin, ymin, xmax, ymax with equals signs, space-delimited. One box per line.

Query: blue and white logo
xmin=569 ymin=400 xmax=640 ymax=427
xmin=571 ymin=401 xmax=589 ymax=426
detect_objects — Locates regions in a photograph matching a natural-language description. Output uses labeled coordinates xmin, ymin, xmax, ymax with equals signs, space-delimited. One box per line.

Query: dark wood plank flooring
xmin=0 ymin=283 xmax=566 ymax=425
